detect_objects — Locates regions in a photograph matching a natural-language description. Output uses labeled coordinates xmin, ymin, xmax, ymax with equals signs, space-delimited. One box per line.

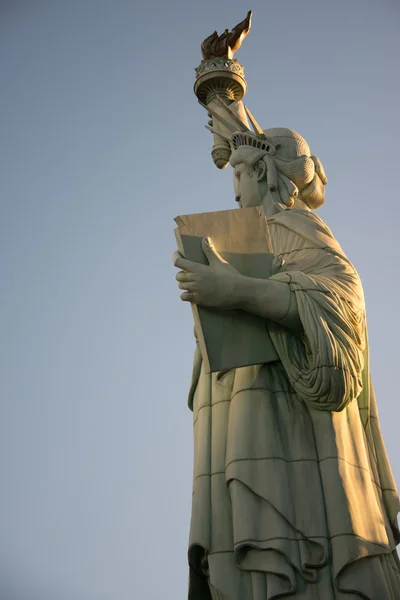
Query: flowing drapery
xmin=187 ymin=209 xmax=400 ymax=599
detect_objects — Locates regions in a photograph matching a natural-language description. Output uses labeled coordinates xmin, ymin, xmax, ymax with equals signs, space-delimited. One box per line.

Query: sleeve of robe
xmin=266 ymin=220 xmax=400 ymax=594
xmin=267 ymin=238 xmax=366 ymax=413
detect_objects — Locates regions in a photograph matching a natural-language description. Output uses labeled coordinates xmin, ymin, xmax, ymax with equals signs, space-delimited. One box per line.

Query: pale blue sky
xmin=1 ymin=1 xmax=399 ymax=598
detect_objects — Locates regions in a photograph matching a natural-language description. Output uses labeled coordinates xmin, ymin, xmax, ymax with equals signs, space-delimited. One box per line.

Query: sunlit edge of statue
xmin=173 ymin=10 xmax=400 ymax=600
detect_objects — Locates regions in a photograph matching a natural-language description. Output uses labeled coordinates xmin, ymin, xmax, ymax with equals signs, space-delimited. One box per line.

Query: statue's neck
xmin=261 ymin=190 xmax=284 ymax=218
xmin=261 ymin=189 xmax=310 ymax=217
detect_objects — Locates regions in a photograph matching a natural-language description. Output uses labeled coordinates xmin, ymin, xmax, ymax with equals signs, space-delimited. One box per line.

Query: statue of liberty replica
xmin=173 ymin=11 xmax=400 ymax=599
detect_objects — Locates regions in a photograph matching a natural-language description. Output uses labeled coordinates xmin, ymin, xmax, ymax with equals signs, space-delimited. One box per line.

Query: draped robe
xmin=187 ymin=208 xmax=400 ymax=600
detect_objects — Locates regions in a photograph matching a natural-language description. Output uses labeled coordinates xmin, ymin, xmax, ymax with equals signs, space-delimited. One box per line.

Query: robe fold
xmin=187 ymin=209 xmax=400 ymax=599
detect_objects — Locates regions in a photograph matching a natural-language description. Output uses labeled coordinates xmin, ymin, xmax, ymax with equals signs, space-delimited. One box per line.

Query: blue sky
xmin=1 ymin=1 xmax=399 ymax=598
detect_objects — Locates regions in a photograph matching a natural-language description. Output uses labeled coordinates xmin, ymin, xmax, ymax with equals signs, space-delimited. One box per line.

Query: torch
xmin=194 ymin=11 xmax=252 ymax=169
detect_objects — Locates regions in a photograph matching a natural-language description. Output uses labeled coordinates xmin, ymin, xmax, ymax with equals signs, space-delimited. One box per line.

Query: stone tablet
xmin=174 ymin=206 xmax=279 ymax=372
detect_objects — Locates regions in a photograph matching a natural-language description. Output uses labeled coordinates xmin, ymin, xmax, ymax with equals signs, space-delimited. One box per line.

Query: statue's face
xmin=233 ymin=162 xmax=263 ymax=208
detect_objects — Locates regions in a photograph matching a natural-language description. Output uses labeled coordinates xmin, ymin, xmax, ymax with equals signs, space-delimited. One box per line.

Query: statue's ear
xmin=255 ymin=159 xmax=267 ymax=182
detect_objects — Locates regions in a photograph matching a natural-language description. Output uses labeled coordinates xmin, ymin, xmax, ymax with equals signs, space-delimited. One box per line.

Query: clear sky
xmin=1 ymin=0 xmax=399 ymax=598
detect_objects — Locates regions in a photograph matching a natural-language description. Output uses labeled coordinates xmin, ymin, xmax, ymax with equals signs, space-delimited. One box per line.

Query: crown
xmin=200 ymin=95 xmax=277 ymax=156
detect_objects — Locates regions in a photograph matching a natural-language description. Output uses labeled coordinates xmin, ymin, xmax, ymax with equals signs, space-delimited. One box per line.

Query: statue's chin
xmin=240 ymin=198 xmax=262 ymax=209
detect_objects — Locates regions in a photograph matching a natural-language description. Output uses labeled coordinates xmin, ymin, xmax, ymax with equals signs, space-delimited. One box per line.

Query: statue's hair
xmin=230 ymin=128 xmax=327 ymax=210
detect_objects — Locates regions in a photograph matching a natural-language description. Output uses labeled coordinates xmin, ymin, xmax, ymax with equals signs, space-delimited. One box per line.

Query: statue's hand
xmin=173 ymin=238 xmax=244 ymax=309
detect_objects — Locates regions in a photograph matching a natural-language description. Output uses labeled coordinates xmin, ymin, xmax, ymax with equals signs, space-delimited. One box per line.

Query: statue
xmin=173 ymin=11 xmax=400 ymax=600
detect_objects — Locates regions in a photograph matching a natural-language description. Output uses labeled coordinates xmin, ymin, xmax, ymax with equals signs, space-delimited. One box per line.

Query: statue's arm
xmin=235 ymin=277 xmax=302 ymax=334
xmin=173 ymin=240 xmax=302 ymax=335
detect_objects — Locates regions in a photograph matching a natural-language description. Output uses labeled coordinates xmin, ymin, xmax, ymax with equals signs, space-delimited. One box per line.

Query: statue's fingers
xmin=173 ymin=251 xmax=197 ymax=272
xmin=180 ymin=291 xmax=197 ymax=303
xmin=176 ymin=270 xmax=194 ymax=282
xmin=202 ymin=237 xmax=227 ymax=265
xmin=178 ymin=281 xmax=194 ymax=291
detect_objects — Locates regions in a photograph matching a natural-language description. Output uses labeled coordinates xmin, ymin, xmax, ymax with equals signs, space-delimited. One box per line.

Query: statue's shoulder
xmin=268 ymin=209 xmax=346 ymax=258
xmin=268 ymin=208 xmax=329 ymax=232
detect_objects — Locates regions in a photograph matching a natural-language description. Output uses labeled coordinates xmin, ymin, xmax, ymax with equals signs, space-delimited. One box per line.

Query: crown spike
xmin=205 ymin=125 xmax=233 ymax=144
xmin=244 ymin=105 xmax=266 ymax=138
xmin=214 ymin=95 xmax=250 ymax=133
